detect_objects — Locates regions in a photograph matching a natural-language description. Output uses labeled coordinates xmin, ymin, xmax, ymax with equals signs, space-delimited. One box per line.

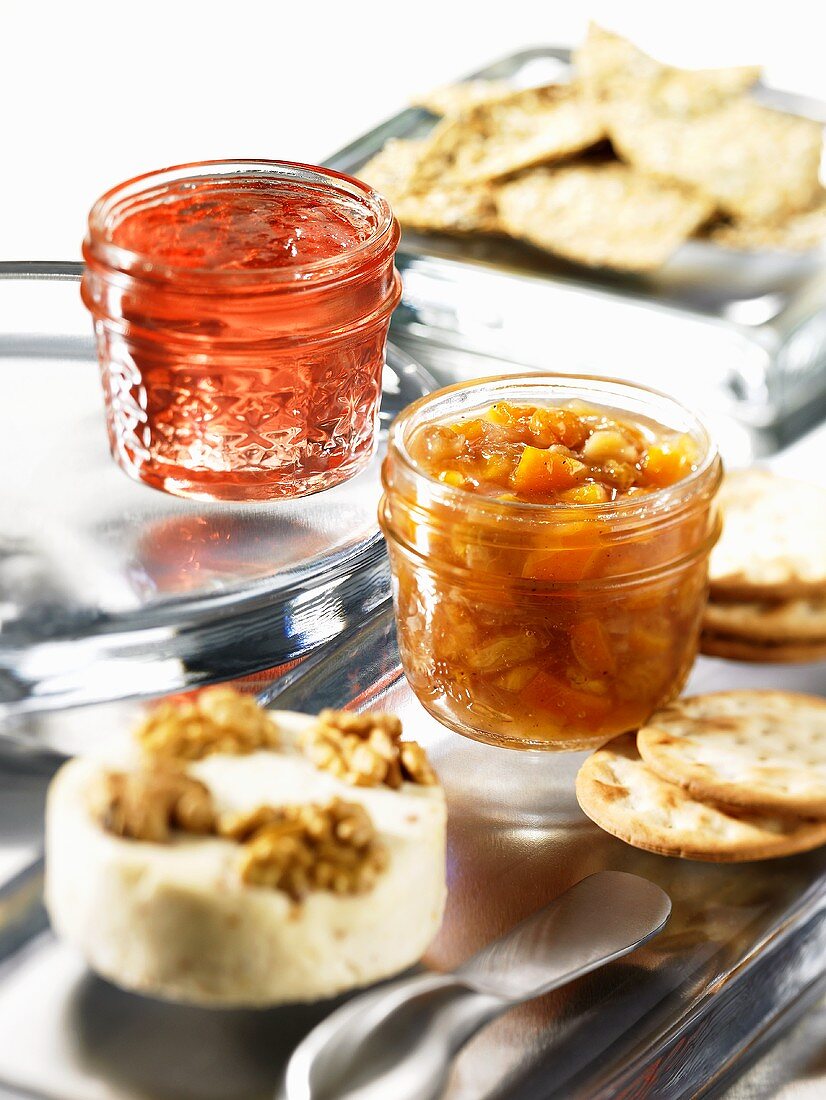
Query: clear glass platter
xmin=0 ymin=351 xmax=824 ymax=1098
xmin=326 ymin=48 xmax=826 ymax=436
xmin=0 ymin=270 xmax=435 ymax=715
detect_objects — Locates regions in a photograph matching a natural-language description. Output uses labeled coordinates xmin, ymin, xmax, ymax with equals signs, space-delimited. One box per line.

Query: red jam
xmin=110 ymin=179 xmax=379 ymax=270
xmin=82 ymin=161 xmax=401 ymax=501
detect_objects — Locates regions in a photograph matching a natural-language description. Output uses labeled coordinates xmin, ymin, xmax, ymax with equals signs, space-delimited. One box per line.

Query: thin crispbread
xmin=358 ymin=139 xmax=426 ymax=200
xmin=705 ymin=191 xmax=826 ymax=252
xmin=575 ymin=23 xmax=760 ymax=115
xmin=495 ymin=161 xmax=712 ymax=271
xmin=358 ymin=140 xmax=499 ymax=234
xmin=709 ymin=470 xmax=826 ymax=600
xmin=605 ymin=95 xmax=821 ymax=221
xmin=703 ymin=596 xmax=826 ymax=642
xmin=700 ymin=632 xmax=826 ymax=664
xmin=412 ymin=80 xmax=515 ymax=117
xmin=637 ymin=691 xmax=826 ymax=818
xmin=409 ymin=84 xmax=604 ymax=188
xmin=576 ymin=732 xmax=826 ymax=862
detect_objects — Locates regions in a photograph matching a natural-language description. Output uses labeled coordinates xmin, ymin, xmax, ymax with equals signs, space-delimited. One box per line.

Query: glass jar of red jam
xmin=82 ymin=160 xmax=401 ymax=500
xmin=379 ymin=374 xmax=722 ymax=751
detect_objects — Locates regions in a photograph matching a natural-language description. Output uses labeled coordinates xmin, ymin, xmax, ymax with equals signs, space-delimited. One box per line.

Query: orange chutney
xmin=380 ymin=375 xmax=722 ymax=751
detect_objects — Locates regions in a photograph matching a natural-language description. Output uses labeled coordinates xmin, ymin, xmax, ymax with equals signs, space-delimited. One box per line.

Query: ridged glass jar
xmin=82 ymin=160 xmax=401 ymax=501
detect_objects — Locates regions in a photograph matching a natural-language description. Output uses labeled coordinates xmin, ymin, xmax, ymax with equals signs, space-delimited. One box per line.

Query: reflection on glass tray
xmin=0 ymin=271 xmax=435 ymax=716
xmin=0 ymin=609 xmax=824 ymax=1100
xmin=326 ymin=47 xmax=826 ymax=436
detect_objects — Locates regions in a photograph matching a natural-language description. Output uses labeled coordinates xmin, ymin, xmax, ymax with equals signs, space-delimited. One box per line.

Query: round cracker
xmin=709 ymin=470 xmax=826 ymax=601
xmin=638 ymin=691 xmax=826 ymax=818
xmin=575 ymin=732 xmax=826 ymax=862
xmin=701 ymin=631 xmax=826 ymax=664
xmin=703 ymin=596 xmax=826 ymax=642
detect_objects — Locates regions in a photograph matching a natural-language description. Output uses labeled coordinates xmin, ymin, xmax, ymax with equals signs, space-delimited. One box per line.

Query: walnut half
xmin=233 ymin=798 xmax=388 ymax=901
xmin=92 ymin=767 xmax=215 ymax=842
xmin=135 ymin=686 xmax=280 ymax=762
xmin=300 ymin=709 xmax=438 ymax=789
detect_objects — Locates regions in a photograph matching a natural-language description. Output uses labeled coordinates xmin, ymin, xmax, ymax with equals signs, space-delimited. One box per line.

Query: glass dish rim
xmin=84 ymin=158 xmax=398 ymax=284
xmin=387 ymin=371 xmax=723 ymax=521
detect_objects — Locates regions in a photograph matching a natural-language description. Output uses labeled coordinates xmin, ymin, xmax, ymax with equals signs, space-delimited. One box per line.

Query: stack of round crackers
xmin=702 ymin=470 xmax=826 ymax=663
xmin=576 ymin=690 xmax=826 ymax=862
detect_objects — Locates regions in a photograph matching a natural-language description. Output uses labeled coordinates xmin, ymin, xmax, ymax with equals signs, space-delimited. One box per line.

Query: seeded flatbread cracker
xmin=359 ymin=139 xmax=425 ymax=198
xmin=391 ymin=187 xmax=500 ymax=235
xmin=495 ymin=162 xmax=713 ymax=272
xmin=575 ymin=23 xmax=760 ymax=115
xmin=574 ymin=24 xmax=661 ymax=97
xmin=706 ymin=192 xmax=826 ymax=252
xmin=409 ymin=84 xmax=604 ymax=188
xmin=413 ymin=80 xmax=515 ymax=117
xmin=709 ymin=470 xmax=826 ymax=600
xmin=358 ymin=140 xmax=499 ymax=234
xmin=703 ymin=596 xmax=826 ymax=642
xmin=637 ymin=691 xmax=826 ymax=818
xmin=605 ymin=96 xmax=822 ymax=221
xmin=700 ymin=632 xmax=826 ymax=664
xmin=576 ymin=732 xmax=826 ymax=861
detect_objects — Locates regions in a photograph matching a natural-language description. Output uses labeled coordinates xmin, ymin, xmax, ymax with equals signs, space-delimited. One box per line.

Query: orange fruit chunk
xmin=641 ymin=436 xmax=696 ymax=488
xmin=451 ymin=418 xmax=488 ymax=442
xmin=483 ymin=403 xmax=519 ymax=428
xmin=522 ymin=670 xmax=614 ymax=724
xmin=514 ymin=447 xmax=586 ymax=493
xmin=439 ymin=470 xmax=466 ymax=488
xmin=559 ymin=482 xmax=610 ymax=505
xmin=522 ymin=545 xmax=601 ymax=582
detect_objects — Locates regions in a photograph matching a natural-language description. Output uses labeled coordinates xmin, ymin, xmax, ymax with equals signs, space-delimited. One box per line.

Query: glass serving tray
xmin=0 ymin=268 xmax=435 ymax=716
xmin=1 ymin=269 xmax=824 ymax=1097
xmin=0 ymin=599 xmax=824 ymax=1100
xmin=326 ymin=47 xmax=826 ymax=436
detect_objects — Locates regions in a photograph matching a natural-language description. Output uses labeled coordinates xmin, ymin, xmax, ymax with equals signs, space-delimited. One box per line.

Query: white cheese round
xmin=45 ymin=711 xmax=447 ymax=1007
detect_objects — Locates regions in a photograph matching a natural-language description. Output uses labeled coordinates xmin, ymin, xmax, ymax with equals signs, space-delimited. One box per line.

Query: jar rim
xmin=84 ymin=159 xmax=399 ymax=284
xmin=387 ymin=372 xmax=722 ymax=521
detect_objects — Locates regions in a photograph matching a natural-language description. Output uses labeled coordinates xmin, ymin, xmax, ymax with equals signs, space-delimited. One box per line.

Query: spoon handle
xmin=282 ymin=872 xmax=671 ymax=1100
xmin=283 ymin=974 xmax=502 ymax=1100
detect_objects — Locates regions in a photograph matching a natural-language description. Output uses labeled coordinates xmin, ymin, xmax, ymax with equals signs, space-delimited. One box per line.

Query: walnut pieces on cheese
xmin=90 ymin=699 xmax=430 ymax=902
xmin=300 ymin=709 xmax=438 ymax=788
xmin=94 ymin=768 xmax=390 ymax=902
xmin=234 ymin=798 xmax=388 ymax=901
xmin=135 ymin=686 xmax=280 ymax=761
xmin=92 ymin=766 xmax=215 ymax=842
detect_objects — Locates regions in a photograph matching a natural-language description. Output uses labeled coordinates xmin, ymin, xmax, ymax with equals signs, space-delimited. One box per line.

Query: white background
xmin=2 ymin=0 xmax=825 ymax=261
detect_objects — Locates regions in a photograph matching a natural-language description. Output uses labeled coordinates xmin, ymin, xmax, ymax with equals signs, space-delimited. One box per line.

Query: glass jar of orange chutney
xmin=82 ymin=160 xmax=401 ymax=501
xmin=380 ymin=374 xmax=722 ymax=751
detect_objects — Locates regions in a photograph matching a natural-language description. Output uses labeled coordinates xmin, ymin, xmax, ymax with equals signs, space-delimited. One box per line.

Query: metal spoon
xmin=280 ymin=870 xmax=671 ymax=1100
